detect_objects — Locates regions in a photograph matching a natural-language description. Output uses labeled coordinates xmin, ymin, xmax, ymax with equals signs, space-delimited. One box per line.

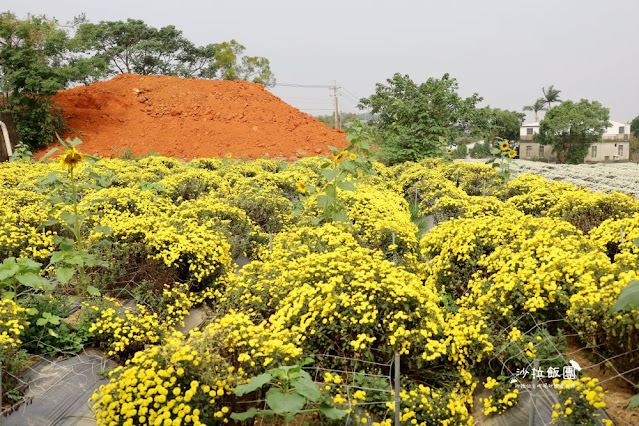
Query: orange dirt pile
xmin=50 ymin=74 xmax=347 ymax=160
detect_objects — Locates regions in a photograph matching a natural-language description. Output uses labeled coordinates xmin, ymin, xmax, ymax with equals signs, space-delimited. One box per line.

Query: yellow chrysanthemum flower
xmin=446 ymin=149 xmax=453 ymax=154
xmin=500 ymin=141 xmax=510 ymax=151
xmin=349 ymin=153 xmax=357 ymax=161
xmin=59 ymin=148 xmax=83 ymax=169
xmin=297 ymin=182 xmax=307 ymax=194
xmin=225 ymin=153 xmax=232 ymax=159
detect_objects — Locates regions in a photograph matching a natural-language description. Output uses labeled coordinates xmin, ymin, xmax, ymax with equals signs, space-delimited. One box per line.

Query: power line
xmin=275 ymin=82 xmax=333 ymax=88
xmin=341 ymin=87 xmax=363 ymax=103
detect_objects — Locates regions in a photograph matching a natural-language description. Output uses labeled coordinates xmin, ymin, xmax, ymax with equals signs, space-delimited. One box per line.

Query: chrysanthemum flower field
xmin=1 ymin=153 xmax=637 ymax=425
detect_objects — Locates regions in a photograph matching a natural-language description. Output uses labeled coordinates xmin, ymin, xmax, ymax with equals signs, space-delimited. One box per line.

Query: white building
xmin=519 ymin=119 xmax=630 ymax=162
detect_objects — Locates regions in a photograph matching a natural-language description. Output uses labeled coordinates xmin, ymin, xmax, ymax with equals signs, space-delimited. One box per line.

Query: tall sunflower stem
xmin=69 ymin=167 xmax=87 ymax=292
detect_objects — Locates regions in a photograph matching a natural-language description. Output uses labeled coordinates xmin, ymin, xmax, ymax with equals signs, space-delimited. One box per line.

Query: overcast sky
xmin=10 ymin=0 xmax=639 ymax=123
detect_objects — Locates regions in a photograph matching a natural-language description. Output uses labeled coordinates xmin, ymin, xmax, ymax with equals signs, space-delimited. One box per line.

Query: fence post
xmin=529 ymin=358 xmax=539 ymax=426
xmin=394 ymin=352 xmax=400 ymax=426
xmin=268 ymin=233 xmax=273 ymax=253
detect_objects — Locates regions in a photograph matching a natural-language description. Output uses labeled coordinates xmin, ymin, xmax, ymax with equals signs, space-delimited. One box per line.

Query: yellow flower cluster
xmin=480 ymin=385 xmax=519 ymax=416
xmin=89 ymin=283 xmax=195 ymax=357
xmin=550 ymin=377 xmax=611 ymax=425
xmin=0 ymin=299 xmax=29 ymax=349
xmin=91 ymin=330 xmax=240 ymax=426
xmin=0 ymin=189 xmax=56 ymax=261
xmin=90 ymin=209 xmax=232 ymax=285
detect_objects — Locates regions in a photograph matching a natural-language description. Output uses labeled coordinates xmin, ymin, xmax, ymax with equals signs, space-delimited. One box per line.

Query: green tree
xmin=473 ymin=107 xmax=525 ymax=142
xmin=359 ymin=73 xmax=482 ymax=164
xmin=74 ymin=21 xmax=275 ymax=86
xmin=542 ymin=85 xmax=562 ymax=110
xmin=631 ymin=115 xmax=639 ymax=138
xmin=0 ymin=12 xmax=70 ymax=148
xmin=523 ymin=98 xmax=547 ymax=122
xmin=73 ymin=19 xmax=191 ymax=76
xmin=213 ymin=40 xmax=275 ymax=87
xmin=535 ymin=99 xmax=610 ymax=164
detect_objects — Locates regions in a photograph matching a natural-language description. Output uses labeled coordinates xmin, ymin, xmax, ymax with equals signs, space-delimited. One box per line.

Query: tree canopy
xmin=73 ymin=20 xmax=274 ymax=86
xmin=631 ymin=115 xmax=639 ymax=139
xmin=542 ymin=85 xmax=562 ymax=110
xmin=359 ymin=73 xmax=482 ymax=164
xmin=0 ymin=12 xmax=75 ymax=147
xmin=535 ymin=99 xmax=610 ymax=164
xmin=523 ymin=98 xmax=546 ymax=122
xmin=473 ymin=107 xmax=525 ymax=142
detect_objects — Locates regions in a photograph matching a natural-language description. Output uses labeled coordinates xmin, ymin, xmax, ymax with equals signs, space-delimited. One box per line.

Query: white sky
xmin=9 ymin=0 xmax=639 ymax=122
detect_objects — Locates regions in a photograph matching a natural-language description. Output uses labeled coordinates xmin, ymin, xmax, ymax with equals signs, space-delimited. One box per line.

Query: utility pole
xmin=332 ymin=82 xmax=340 ymax=130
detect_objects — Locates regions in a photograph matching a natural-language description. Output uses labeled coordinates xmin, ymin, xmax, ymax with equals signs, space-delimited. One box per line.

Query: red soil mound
xmin=50 ymin=74 xmax=347 ymax=160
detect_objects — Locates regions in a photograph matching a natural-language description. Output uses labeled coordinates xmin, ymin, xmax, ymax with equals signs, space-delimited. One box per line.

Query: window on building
xmin=619 ymin=126 xmax=625 ymax=134
xmin=619 ymin=145 xmax=624 ymax=156
xmin=591 ymin=146 xmax=597 ymax=158
xmin=539 ymin=145 xmax=545 ymax=157
xmin=526 ymin=146 xmax=532 ymax=157
xmin=526 ymin=127 xmax=534 ymax=135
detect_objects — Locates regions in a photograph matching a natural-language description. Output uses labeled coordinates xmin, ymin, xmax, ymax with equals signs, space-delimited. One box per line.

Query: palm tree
xmin=523 ymin=98 xmax=547 ymax=122
xmin=542 ymin=85 xmax=562 ymax=110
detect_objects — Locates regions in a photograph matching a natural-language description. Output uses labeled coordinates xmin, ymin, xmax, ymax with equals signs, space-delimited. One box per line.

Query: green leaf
xmin=57 ymin=267 xmax=75 ymax=284
xmin=50 ymin=251 xmax=66 ymax=264
xmin=60 ymin=211 xmax=84 ymax=226
xmin=490 ymin=148 xmax=501 ymax=155
xmin=17 ymin=258 xmax=42 ymax=269
xmin=265 ymin=388 xmax=306 ymax=414
xmin=65 ymin=255 xmax=85 ymax=267
xmin=628 ymin=394 xmax=639 ymax=411
xmin=58 ymin=238 xmax=75 ymax=251
xmin=234 ymin=373 xmax=272 ymax=396
xmin=37 ymin=312 xmax=61 ymax=326
xmin=16 ymin=272 xmax=48 ymax=289
xmin=87 ymin=285 xmax=101 ymax=296
xmin=39 ymin=147 xmax=60 ymax=162
xmin=48 ymin=328 xmax=60 ymax=338
xmin=93 ymin=225 xmax=113 ymax=235
xmin=0 ymin=262 xmax=19 ymax=281
xmin=310 ymin=217 xmax=321 ymax=225
xmin=325 ymin=184 xmax=337 ymax=199
xmin=317 ymin=194 xmax=329 ymax=209
xmin=318 ymin=403 xmax=347 ymax=419
xmin=2 ymin=292 xmax=16 ymax=300
xmin=322 ymin=169 xmax=339 ymax=182
xmin=332 ymin=210 xmax=350 ymax=223
xmin=230 ymin=408 xmax=258 ymax=421
xmin=301 ymin=357 xmax=315 ymax=367
xmin=337 ymin=180 xmax=356 ymax=191
xmin=277 ymin=365 xmax=301 ymax=374
xmin=293 ymin=377 xmax=321 ymax=402
xmin=608 ymin=280 xmax=639 ymax=313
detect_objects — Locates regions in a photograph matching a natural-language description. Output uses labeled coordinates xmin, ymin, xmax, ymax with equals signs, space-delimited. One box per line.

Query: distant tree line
xmin=0 ymin=12 xmax=275 ymax=149
xmin=357 ymin=73 xmax=525 ymax=164
xmin=357 ymin=76 xmax=617 ymax=164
